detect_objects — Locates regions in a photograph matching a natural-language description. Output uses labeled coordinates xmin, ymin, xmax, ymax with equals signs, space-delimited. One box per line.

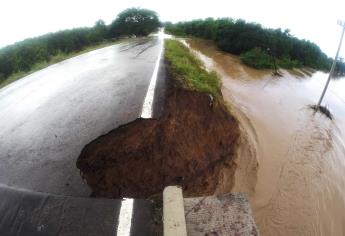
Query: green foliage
xmin=166 ymin=19 xmax=344 ymax=73
xmin=240 ymin=48 xmax=272 ymax=69
xmin=0 ymin=8 xmax=161 ymax=85
xmin=0 ymin=21 xmax=110 ymax=82
xmin=109 ymin=8 xmax=160 ymax=37
xmin=277 ymin=56 xmax=301 ymax=69
xmin=334 ymin=59 xmax=345 ymax=77
xmin=0 ymin=41 xmax=119 ymax=89
xmin=165 ymin=39 xmax=221 ymax=97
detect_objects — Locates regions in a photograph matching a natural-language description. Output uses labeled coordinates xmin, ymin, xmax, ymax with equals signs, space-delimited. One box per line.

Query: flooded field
xmin=186 ymin=39 xmax=345 ymax=235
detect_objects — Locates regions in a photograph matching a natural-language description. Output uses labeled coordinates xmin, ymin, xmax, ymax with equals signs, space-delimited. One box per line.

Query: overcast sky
xmin=0 ymin=0 xmax=344 ymax=57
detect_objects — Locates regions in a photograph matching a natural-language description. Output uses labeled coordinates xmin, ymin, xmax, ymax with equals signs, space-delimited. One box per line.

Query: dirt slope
xmin=77 ymin=69 xmax=240 ymax=199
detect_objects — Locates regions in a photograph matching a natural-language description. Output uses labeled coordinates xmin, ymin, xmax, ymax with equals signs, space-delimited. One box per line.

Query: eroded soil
xmin=77 ymin=78 xmax=240 ymax=198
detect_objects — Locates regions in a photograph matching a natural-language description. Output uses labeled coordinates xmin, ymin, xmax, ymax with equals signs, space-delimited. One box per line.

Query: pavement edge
xmin=163 ymin=186 xmax=187 ymax=236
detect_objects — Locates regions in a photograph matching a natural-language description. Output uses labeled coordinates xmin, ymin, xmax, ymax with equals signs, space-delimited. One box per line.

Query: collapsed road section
xmin=0 ymin=38 xmax=259 ymax=236
xmin=76 ymin=39 xmax=241 ymax=198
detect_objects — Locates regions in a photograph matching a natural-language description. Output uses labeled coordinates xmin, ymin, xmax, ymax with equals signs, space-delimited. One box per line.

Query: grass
xmin=0 ymin=40 xmax=120 ymax=89
xmin=164 ymin=39 xmax=222 ymax=98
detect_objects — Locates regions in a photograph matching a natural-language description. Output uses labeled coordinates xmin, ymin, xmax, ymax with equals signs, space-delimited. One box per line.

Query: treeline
xmin=165 ymin=18 xmax=344 ymax=74
xmin=0 ymin=8 xmax=160 ymax=82
xmin=0 ymin=21 xmax=108 ymax=79
xmin=335 ymin=60 xmax=345 ymax=77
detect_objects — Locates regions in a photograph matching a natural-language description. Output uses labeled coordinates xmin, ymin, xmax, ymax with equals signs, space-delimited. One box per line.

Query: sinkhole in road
xmin=76 ymin=84 xmax=240 ymax=198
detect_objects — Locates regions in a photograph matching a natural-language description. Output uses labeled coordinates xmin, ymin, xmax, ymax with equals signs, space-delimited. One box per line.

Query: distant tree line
xmin=334 ymin=59 xmax=345 ymax=77
xmin=0 ymin=8 xmax=160 ymax=82
xmin=165 ymin=18 xmax=345 ymax=75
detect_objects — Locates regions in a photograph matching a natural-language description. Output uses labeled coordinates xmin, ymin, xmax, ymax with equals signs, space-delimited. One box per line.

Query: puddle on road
xmin=187 ymin=39 xmax=345 ymax=236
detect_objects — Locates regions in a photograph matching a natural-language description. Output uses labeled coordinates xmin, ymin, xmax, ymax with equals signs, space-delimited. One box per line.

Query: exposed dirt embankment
xmin=77 ymin=40 xmax=240 ymax=198
xmin=77 ymin=80 xmax=239 ymax=198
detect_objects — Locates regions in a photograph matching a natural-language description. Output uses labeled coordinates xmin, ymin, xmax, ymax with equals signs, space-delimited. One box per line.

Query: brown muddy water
xmin=185 ymin=39 xmax=345 ymax=236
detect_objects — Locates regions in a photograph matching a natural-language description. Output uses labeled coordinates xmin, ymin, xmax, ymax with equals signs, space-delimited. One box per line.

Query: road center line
xmin=140 ymin=43 xmax=163 ymax=118
xmin=117 ymin=198 xmax=134 ymax=236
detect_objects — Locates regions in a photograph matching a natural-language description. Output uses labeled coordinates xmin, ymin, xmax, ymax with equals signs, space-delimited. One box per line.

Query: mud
xmin=77 ymin=76 xmax=240 ymax=198
xmin=186 ymin=39 xmax=345 ymax=236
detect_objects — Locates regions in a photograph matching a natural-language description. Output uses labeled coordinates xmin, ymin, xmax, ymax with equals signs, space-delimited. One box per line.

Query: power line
xmin=317 ymin=20 xmax=345 ymax=107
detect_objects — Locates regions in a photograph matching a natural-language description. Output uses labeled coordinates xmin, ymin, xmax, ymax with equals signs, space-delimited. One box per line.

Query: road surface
xmin=0 ymin=185 xmax=161 ymax=236
xmin=0 ymin=36 xmax=166 ymax=197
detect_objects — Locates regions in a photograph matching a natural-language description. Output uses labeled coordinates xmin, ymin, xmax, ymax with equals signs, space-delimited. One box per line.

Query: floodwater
xmin=186 ymin=39 xmax=345 ymax=236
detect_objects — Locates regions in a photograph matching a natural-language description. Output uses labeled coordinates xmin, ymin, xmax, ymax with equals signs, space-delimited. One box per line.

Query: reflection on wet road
xmin=0 ymin=36 xmax=165 ymax=197
xmin=0 ymin=184 xmax=159 ymax=236
xmin=187 ymin=39 xmax=345 ymax=236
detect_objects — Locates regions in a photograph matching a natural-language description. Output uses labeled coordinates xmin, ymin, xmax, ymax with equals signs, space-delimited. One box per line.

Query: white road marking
xmin=140 ymin=42 xmax=163 ymax=119
xmin=117 ymin=198 xmax=134 ymax=236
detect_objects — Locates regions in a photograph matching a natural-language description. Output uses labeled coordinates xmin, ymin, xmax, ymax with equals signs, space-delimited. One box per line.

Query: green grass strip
xmin=164 ymin=39 xmax=221 ymax=98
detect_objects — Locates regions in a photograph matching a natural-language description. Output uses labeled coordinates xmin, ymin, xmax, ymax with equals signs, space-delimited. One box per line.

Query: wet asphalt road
xmin=0 ymin=36 xmax=165 ymax=197
xmin=0 ymin=185 xmax=161 ymax=236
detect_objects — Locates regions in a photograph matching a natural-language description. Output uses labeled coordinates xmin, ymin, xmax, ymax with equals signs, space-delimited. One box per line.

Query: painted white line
xmin=140 ymin=44 xmax=163 ymax=118
xmin=117 ymin=198 xmax=134 ymax=236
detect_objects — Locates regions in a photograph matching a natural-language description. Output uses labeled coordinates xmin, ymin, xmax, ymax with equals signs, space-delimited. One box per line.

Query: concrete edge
xmin=163 ymin=186 xmax=187 ymax=236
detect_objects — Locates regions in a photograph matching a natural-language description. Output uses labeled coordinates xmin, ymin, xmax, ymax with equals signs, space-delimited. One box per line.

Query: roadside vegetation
xmin=0 ymin=8 xmax=161 ymax=87
xmin=165 ymin=18 xmax=345 ymax=75
xmin=0 ymin=40 xmax=119 ymax=89
xmin=165 ymin=39 xmax=221 ymax=97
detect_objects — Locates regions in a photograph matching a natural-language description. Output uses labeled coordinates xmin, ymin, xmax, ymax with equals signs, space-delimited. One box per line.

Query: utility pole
xmin=317 ymin=20 xmax=345 ymax=107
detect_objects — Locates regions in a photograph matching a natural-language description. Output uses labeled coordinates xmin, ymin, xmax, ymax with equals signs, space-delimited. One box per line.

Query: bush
xmin=240 ymin=47 xmax=272 ymax=69
xmin=277 ymin=57 xmax=301 ymax=69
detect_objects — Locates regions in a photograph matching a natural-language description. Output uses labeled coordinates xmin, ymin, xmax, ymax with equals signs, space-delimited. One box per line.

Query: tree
xmin=109 ymin=8 xmax=160 ymax=37
xmin=94 ymin=20 xmax=107 ymax=35
xmin=165 ymin=18 xmax=345 ymax=73
xmin=0 ymin=8 xmax=164 ymax=83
